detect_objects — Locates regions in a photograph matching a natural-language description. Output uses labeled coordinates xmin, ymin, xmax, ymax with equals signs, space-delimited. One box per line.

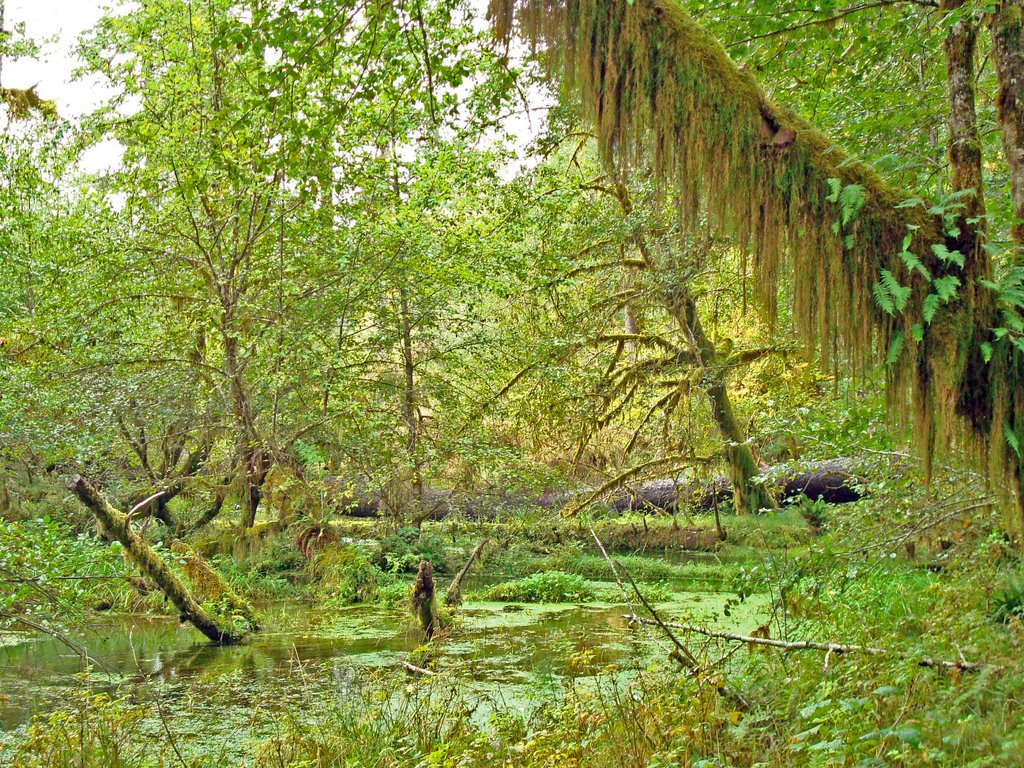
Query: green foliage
xmin=376 ymin=527 xmax=449 ymax=574
xmin=481 ymin=571 xmax=596 ymax=603
xmin=0 ymin=517 xmax=128 ymax=622
xmin=311 ymin=546 xmax=382 ymax=604
xmin=991 ymin=577 xmax=1024 ymax=624
xmin=793 ymin=496 xmax=828 ymax=532
xmin=9 ymin=692 xmax=187 ymax=768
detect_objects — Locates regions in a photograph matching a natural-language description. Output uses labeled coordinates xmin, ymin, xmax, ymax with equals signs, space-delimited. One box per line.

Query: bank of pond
xmin=1 ymin=515 xmax=779 ymax=763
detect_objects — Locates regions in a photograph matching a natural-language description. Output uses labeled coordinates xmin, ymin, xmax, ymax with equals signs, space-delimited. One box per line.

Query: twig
xmin=403 ymin=660 xmax=434 ymax=676
xmin=127 ymin=491 xmax=166 ymax=521
xmin=623 ymin=616 xmax=1002 ymax=673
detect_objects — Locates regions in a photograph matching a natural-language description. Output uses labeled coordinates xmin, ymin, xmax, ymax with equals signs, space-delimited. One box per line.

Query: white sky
xmin=4 ymin=0 xmax=109 ymax=117
xmin=3 ymin=0 xmax=546 ymax=174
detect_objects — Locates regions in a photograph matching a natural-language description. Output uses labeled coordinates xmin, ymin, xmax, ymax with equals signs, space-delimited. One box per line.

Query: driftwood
xmin=445 ymin=538 xmax=489 ymax=606
xmin=67 ymin=475 xmax=249 ymax=644
xmin=625 ymin=616 xmax=1000 ymax=673
xmin=402 ymin=660 xmax=434 ymax=676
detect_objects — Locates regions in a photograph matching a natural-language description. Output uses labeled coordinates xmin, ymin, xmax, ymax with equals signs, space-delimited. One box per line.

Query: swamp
xmin=2 ymin=0 xmax=1024 ymax=766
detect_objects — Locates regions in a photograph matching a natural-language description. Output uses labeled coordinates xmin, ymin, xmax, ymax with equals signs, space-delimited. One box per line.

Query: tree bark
xmin=410 ymin=560 xmax=440 ymax=639
xmin=943 ymin=1 xmax=986 ymax=267
xmin=67 ymin=475 xmax=248 ymax=644
xmin=989 ymin=1 xmax=1024 ymax=251
xmin=940 ymin=2 xmax=997 ymax=444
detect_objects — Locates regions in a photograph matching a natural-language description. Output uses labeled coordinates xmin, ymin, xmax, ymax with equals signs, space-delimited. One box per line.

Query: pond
xmin=0 ymin=587 xmax=765 ymax=760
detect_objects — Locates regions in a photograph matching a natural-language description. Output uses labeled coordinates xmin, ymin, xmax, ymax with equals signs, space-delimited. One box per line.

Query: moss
xmin=170 ymin=541 xmax=261 ymax=631
xmin=491 ymin=0 xmax=1024 ymax=533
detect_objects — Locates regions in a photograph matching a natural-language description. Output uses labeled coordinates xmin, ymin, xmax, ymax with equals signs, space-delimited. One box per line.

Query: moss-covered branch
xmin=67 ymin=475 xmax=250 ymax=644
xmin=490 ymin=0 xmax=1024 ymax=528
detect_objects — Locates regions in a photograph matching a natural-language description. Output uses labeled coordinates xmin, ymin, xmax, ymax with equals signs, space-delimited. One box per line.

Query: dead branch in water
xmin=67 ymin=475 xmax=249 ymax=644
xmin=624 ymin=616 xmax=1002 ymax=673
xmin=445 ymin=538 xmax=489 ymax=606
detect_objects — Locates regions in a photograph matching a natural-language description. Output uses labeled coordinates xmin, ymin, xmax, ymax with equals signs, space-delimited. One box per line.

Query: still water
xmin=0 ymin=590 xmax=759 ymax=759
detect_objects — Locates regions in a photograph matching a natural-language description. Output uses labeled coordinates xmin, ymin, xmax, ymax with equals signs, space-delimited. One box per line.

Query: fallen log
xmin=170 ymin=541 xmax=260 ymax=631
xmin=611 ymin=460 xmax=862 ymax=513
xmin=324 ymin=460 xmax=860 ymax=521
xmin=624 ymin=616 xmax=1000 ymax=673
xmin=67 ymin=475 xmax=250 ymax=644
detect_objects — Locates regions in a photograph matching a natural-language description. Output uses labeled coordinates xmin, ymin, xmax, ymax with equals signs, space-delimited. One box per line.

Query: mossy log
xmin=67 ymin=475 xmax=249 ymax=644
xmin=170 ymin=541 xmax=260 ymax=630
xmin=325 ymin=461 xmax=857 ymax=522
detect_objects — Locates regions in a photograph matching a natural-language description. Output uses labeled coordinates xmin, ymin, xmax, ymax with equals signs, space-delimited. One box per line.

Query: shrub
xmin=992 ymin=578 xmax=1024 ymax=624
xmin=482 ymin=571 xmax=595 ymax=603
xmin=311 ymin=546 xmax=379 ymax=603
xmin=10 ymin=692 xmax=182 ymax=768
xmin=376 ymin=526 xmax=448 ymax=573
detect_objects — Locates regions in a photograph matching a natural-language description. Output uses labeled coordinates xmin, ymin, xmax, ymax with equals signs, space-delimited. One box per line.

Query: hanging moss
xmin=170 ymin=541 xmax=261 ymax=631
xmin=490 ymin=0 xmax=1024 ymax=532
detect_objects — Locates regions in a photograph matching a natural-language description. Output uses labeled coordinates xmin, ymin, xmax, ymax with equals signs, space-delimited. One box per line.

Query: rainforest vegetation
xmin=2 ymin=0 xmax=1024 ymax=765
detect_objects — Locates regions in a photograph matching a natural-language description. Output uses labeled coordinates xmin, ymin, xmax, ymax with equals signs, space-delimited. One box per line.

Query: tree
xmin=489 ymin=0 xmax=1024 ymax=532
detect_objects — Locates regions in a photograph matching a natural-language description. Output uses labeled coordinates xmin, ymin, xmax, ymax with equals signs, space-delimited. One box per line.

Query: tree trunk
xmin=989 ymin=1 xmax=1024 ymax=251
xmin=124 ymin=442 xmax=213 ymax=529
xmin=943 ymin=1 xmax=986 ymax=266
xmin=410 ymin=560 xmax=440 ymax=639
xmin=67 ymin=475 xmax=248 ymax=644
xmin=189 ymin=481 xmax=230 ymax=533
xmin=611 ymin=183 xmax=773 ymax=514
xmin=223 ymin=308 xmax=269 ymax=529
xmin=677 ymin=289 xmax=774 ymax=513
xmin=240 ymin=447 xmax=271 ymax=529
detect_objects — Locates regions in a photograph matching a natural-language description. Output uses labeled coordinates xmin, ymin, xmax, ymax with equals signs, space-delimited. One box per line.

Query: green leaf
xmin=873 ymin=280 xmax=895 ymax=315
xmin=981 ymin=342 xmax=993 ymax=363
xmin=922 ymin=294 xmax=940 ymax=324
xmin=879 ymin=269 xmax=911 ymax=312
xmin=931 ymin=243 xmax=965 ymax=268
xmin=887 ymin=330 xmax=905 ymax=365
xmin=899 ymin=249 xmax=931 ymax=280
xmin=889 ymin=726 xmax=922 ymax=748
xmin=826 ymin=177 xmax=842 ymax=203
xmin=932 ymin=275 xmax=961 ymax=302
xmin=1005 ymin=423 xmax=1021 ymax=458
